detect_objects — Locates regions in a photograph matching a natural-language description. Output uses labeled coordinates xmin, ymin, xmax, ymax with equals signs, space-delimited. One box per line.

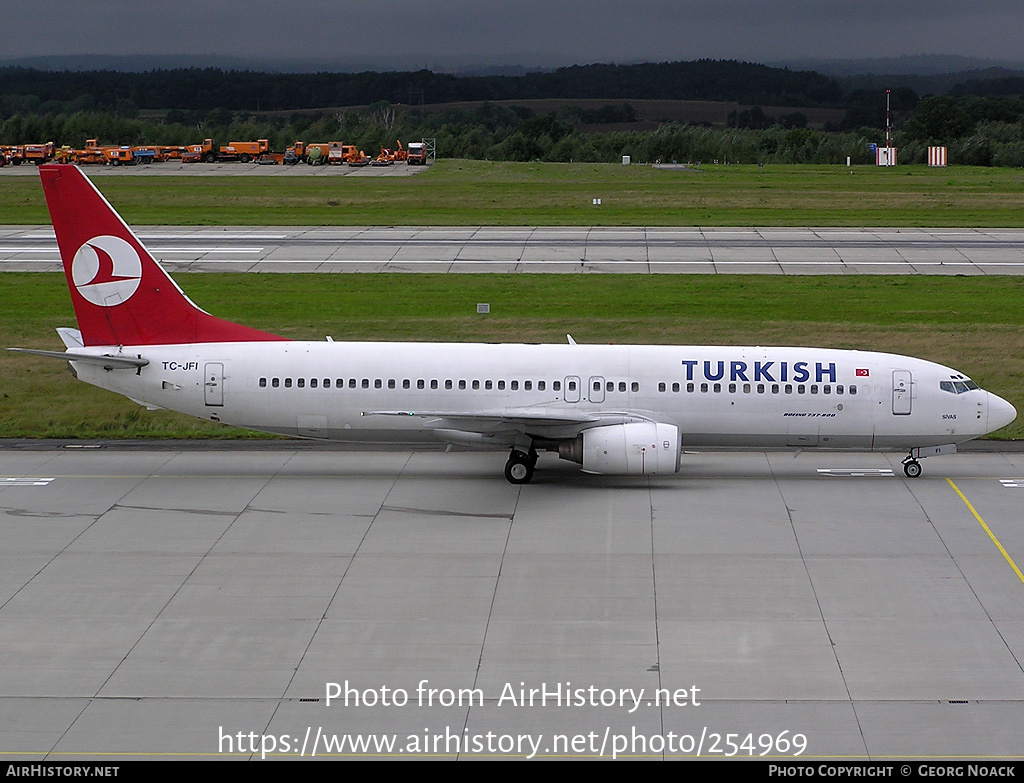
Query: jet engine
xmin=557 ymin=422 xmax=681 ymax=475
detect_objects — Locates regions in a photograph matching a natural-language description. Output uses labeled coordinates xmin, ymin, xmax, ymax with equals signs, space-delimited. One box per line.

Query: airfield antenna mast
xmin=885 ymin=89 xmax=891 ymax=150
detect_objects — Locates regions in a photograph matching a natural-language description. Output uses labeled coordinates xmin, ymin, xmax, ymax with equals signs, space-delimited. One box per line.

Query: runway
xmin=4 ymin=226 xmax=1024 ymax=274
xmin=1 ymin=442 xmax=1022 ymax=759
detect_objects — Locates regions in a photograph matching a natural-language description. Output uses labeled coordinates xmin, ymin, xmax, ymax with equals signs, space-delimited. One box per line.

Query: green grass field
xmin=2 ymin=160 xmax=1024 ymax=225
xmin=4 ymin=273 xmax=1023 ymax=439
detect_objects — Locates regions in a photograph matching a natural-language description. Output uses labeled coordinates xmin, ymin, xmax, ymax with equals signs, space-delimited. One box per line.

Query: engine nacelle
xmin=560 ymin=422 xmax=681 ymax=475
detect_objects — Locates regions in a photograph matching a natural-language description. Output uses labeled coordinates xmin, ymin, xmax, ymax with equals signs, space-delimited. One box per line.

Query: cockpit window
xmin=941 ymin=380 xmax=979 ymax=394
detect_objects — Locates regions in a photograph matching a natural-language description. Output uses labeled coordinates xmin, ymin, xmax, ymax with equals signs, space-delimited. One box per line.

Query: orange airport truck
xmin=330 ymin=143 xmax=364 ymax=165
xmin=194 ymin=139 xmax=270 ymax=163
xmin=3 ymin=142 xmax=56 ymax=165
xmin=70 ymin=144 xmax=139 ymax=166
xmin=133 ymin=145 xmax=187 ymax=162
xmin=104 ymin=147 xmax=137 ymax=166
xmin=283 ymin=141 xmax=342 ymax=165
xmin=406 ymin=141 xmax=427 ymax=165
xmin=70 ymin=139 xmax=118 ymax=165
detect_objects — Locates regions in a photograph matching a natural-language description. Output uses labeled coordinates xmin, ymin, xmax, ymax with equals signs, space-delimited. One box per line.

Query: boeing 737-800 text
xmin=11 ymin=165 xmax=1016 ymax=483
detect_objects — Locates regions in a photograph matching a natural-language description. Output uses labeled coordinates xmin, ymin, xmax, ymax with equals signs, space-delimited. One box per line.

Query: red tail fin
xmin=39 ymin=164 xmax=286 ymax=347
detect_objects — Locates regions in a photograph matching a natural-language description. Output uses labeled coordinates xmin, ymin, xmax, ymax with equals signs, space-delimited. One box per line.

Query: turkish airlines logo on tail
xmin=71 ymin=235 xmax=142 ymax=306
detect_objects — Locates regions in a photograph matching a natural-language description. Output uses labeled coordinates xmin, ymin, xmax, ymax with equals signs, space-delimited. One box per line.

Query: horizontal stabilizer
xmin=8 ymin=347 xmax=148 ymax=370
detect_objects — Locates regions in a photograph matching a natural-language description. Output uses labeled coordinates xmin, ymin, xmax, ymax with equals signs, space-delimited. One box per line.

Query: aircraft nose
xmin=987 ymin=392 xmax=1017 ymax=433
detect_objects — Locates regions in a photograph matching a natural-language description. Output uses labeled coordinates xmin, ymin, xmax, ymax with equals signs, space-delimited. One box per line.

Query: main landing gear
xmin=902 ymin=454 xmax=923 ymax=478
xmin=504 ymin=448 xmax=538 ymax=484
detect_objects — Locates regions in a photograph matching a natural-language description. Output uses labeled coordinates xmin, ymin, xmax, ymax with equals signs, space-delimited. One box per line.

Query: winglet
xmin=38 ymin=164 xmax=286 ymax=347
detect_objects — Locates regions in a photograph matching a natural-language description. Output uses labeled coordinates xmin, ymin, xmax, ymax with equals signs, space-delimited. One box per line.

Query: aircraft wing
xmin=364 ymin=408 xmax=648 ymax=437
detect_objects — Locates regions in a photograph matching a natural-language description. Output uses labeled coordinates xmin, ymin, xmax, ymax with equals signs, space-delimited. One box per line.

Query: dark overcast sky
xmin=6 ymin=1 xmax=1024 ymax=69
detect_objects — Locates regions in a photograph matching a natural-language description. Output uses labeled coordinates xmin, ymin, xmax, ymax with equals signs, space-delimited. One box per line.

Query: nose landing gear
xmin=902 ymin=454 xmax=923 ymax=478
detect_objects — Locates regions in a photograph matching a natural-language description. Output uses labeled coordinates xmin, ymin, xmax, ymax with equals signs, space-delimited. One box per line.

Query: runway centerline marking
xmin=947 ymin=478 xmax=1024 ymax=585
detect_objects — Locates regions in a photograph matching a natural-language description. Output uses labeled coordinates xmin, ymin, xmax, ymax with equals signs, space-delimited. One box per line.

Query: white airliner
xmin=12 ymin=165 xmax=1017 ymax=483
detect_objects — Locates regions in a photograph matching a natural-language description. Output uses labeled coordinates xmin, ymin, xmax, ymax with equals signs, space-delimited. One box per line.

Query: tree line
xmin=0 ymin=60 xmax=843 ymax=115
xmin=2 ymin=65 xmax=1023 ymax=167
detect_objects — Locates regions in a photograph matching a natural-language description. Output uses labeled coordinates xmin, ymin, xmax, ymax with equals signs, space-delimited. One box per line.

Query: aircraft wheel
xmin=504 ymin=452 xmax=534 ymax=484
xmin=903 ymin=460 xmax=922 ymax=478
